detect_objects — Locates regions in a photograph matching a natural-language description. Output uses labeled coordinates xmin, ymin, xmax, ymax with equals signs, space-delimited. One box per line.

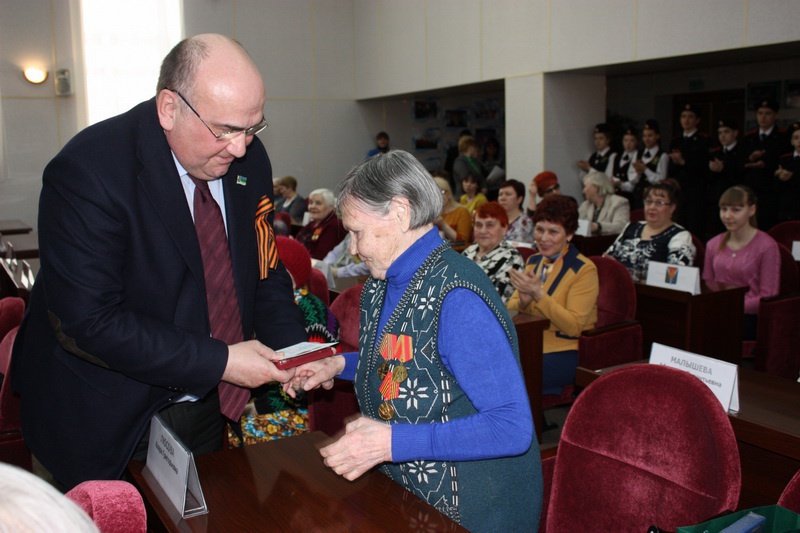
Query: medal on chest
xmin=376 ymin=333 xmax=414 ymax=420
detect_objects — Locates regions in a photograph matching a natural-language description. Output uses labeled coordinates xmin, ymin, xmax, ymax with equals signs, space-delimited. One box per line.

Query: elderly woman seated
xmin=295 ymin=188 xmax=346 ymax=260
xmin=605 ymin=179 xmax=695 ymax=282
xmin=507 ymin=195 xmax=599 ymax=396
xmin=462 ymin=202 xmax=524 ymax=302
xmin=288 ymin=150 xmax=542 ymax=532
xmin=578 ymin=171 xmax=630 ymax=235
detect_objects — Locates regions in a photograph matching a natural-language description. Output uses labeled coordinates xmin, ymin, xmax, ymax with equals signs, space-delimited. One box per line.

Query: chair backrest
xmin=307 ymin=268 xmax=330 ymax=306
xmin=777 ymin=243 xmax=799 ymax=295
xmin=516 ymin=246 xmax=537 ymax=263
xmin=0 ymin=326 xmax=22 ymax=433
xmin=768 ymin=221 xmax=800 ymax=250
xmin=329 ymin=283 xmax=363 ymax=353
xmin=630 ymin=208 xmax=645 ymax=222
xmin=546 ymin=364 xmax=740 ymax=531
xmin=779 ymin=468 xmax=800 ymax=514
xmin=589 ymin=256 xmax=636 ymax=328
xmin=754 ymin=294 xmax=800 ymax=380
xmin=0 ymin=296 xmax=25 ymax=346
xmin=691 ymin=233 xmax=705 ymax=272
xmin=66 ymin=480 xmax=147 ymax=533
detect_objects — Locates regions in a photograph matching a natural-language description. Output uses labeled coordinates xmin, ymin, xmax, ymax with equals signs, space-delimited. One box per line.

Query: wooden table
xmin=0 ymin=258 xmax=38 ymax=303
xmin=128 ymin=431 xmax=466 ymax=532
xmin=635 ymin=281 xmax=747 ymax=364
xmin=576 ymin=363 xmax=800 ymax=509
xmin=0 ymin=219 xmax=33 ymax=235
xmin=2 ymin=231 xmax=39 ymax=260
xmin=511 ymin=312 xmax=550 ymax=443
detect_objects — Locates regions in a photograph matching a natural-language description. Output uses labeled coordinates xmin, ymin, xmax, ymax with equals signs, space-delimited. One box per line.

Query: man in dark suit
xmin=668 ymin=103 xmax=711 ymax=239
xmin=11 ymin=34 xmax=308 ymax=489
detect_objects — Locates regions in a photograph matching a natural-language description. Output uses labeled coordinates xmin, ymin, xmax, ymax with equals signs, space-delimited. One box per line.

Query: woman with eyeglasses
xmin=507 ymin=195 xmax=598 ymax=395
xmin=605 ymin=179 xmax=696 ymax=282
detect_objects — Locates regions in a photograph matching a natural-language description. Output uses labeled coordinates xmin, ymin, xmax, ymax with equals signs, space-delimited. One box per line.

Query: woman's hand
xmin=319 ymin=416 xmax=392 ymax=480
xmin=509 ymin=267 xmax=545 ymax=308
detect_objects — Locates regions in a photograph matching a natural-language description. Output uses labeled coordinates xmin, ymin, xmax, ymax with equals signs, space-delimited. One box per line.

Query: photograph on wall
xmin=784 ymin=79 xmax=800 ymax=110
xmin=414 ymin=99 xmax=439 ymax=122
xmin=445 ymin=108 xmax=469 ymax=129
xmin=413 ymin=127 xmax=442 ymax=152
xmin=473 ymin=98 xmax=502 ymax=122
xmin=746 ymin=81 xmax=781 ymax=111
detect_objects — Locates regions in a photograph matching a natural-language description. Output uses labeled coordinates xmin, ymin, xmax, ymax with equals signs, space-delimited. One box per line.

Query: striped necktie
xmin=188 ymin=175 xmax=248 ymax=421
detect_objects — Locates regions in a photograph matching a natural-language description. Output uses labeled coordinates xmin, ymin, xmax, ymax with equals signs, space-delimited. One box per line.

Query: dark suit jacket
xmin=11 ymin=98 xmax=306 ymax=488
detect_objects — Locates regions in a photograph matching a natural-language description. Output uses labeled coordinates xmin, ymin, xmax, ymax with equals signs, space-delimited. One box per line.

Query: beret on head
xmin=643 ymin=119 xmax=660 ymax=133
xmin=757 ymin=99 xmax=780 ymax=112
xmin=718 ymin=118 xmax=739 ymax=130
xmin=276 ymin=236 xmax=311 ymax=289
xmin=594 ymin=123 xmax=610 ymax=134
xmin=534 ymin=171 xmax=559 ymax=191
xmin=682 ymin=103 xmax=701 ymax=117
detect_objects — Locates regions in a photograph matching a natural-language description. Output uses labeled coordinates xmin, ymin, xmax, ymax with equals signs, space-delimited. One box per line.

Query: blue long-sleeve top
xmin=339 ymin=228 xmax=533 ymax=462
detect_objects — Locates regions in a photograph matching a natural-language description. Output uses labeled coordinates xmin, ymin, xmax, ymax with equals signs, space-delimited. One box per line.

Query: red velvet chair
xmin=307 ymin=267 xmax=330 ymax=306
xmin=307 ymin=283 xmax=362 ymax=436
xmin=752 ymin=293 xmax=800 ymax=380
xmin=542 ymin=256 xmax=642 ymax=408
xmin=776 ymin=243 xmax=799 ymax=295
xmin=516 ymin=245 xmax=537 ymax=262
xmin=779 ymin=468 xmax=800 ymax=514
xmin=0 ymin=296 xmax=24 ymax=345
xmin=630 ymin=208 xmax=644 ymax=222
xmin=768 ymin=220 xmax=800 ymax=250
xmin=66 ymin=480 xmax=147 ymax=533
xmin=691 ymin=233 xmax=705 ymax=272
xmin=0 ymin=326 xmax=32 ymax=471
xmin=540 ymin=364 xmax=741 ymax=532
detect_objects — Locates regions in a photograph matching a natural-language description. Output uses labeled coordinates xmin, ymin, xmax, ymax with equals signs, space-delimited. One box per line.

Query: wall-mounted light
xmin=23 ymin=67 xmax=49 ymax=84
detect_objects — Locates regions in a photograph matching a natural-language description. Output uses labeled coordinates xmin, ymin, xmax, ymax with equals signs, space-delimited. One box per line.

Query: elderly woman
xmin=578 ymin=171 xmax=631 ymax=235
xmin=288 ymin=150 xmax=542 ymax=532
xmin=498 ymin=179 xmax=534 ymax=245
xmin=433 ymin=176 xmax=472 ymax=252
xmin=463 ymin=202 xmax=525 ymax=302
xmin=295 ymin=188 xmax=346 ymax=260
xmin=605 ymin=179 xmax=696 ymax=282
xmin=507 ymin=195 xmax=599 ymax=396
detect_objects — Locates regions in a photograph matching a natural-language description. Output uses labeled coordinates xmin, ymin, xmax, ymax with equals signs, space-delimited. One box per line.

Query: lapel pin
xmin=236 ymin=175 xmax=248 ymax=186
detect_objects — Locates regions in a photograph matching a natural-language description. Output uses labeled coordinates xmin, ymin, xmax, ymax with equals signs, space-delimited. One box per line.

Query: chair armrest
xmin=579 ymin=321 xmax=642 ymax=370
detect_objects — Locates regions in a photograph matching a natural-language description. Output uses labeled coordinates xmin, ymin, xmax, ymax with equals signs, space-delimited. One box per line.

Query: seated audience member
xmin=704 ymin=186 xmax=780 ymax=340
xmin=613 ymin=127 xmax=640 ymax=193
xmin=629 ymin=119 xmax=669 ymax=210
xmin=367 ymin=131 xmax=390 ymax=157
xmin=459 ymin=173 xmax=488 ymax=215
xmin=0 ymin=463 xmax=99 ymax=532
xmin=242 ymin=236 xmax=340 ymax=444
xmin=273 ymin=178 xmax=286 ymax=211
xmin=315 ymin=233 xmax=370 ymax=279
xmin=452 ymin=135 xmax=486 ymax=197
xmin=276 ymin=175 xmax=307 ymax=224
xmin=498 ymin=179 xmax=534 ymax=245
xmin=296 ymin=188 xmax=346 ymax=260
xmin=507 ymin=195 xmax=599 ymax=395
xmin=605 ymin=179 xmax=695 ymax=282
xmin=527 ymin=170 xmax=573 ymax=216
xmin=775 ymin=122 xmax=800 ymax=222
xmin=577 ymin=123 xmax=618 ymax=179
xmin=433 ymin=176 xmax=472 ymax=252
xmin=579 ymin=171 xmax=631 ymax=235
xmin=463 ymin=202 xmax=525 ymax=302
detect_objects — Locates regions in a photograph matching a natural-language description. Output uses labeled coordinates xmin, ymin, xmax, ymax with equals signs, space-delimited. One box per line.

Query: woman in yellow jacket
xmin=507 ymin=195 xmax=599 ymax=395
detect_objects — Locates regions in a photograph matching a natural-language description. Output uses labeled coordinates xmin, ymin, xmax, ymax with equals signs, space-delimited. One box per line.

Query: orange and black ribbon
xmin=255 ymin=195 xmax=278 ymax=279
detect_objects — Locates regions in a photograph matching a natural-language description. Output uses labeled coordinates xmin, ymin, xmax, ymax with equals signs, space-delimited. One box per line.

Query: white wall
xmin=2 ymin=0 xmax=799 ymax=229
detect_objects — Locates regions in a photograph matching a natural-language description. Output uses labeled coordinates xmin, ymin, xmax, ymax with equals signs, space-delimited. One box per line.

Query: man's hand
xmin=320 ymin=416 xmax=392 ymax=480
xmin=283 ymin=355 xmax=346 ymax=398
xmin=222 ymin=340 xmax=294 ymax=388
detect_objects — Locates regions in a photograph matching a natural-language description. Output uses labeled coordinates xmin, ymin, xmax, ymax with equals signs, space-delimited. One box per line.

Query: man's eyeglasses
xmin=169 ymin=89 xmax=268 ymax=140
xmin=644 ymin=199 xmax=671 ymax=207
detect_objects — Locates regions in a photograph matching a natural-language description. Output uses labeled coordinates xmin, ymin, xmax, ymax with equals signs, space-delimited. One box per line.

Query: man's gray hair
xmin=335 ymin=150 xmax=441 ymax=228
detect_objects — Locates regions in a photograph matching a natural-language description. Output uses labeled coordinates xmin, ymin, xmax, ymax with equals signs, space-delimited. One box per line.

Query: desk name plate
xmin=645 ymin=261 xmax=701 ymax=295
xmin=650 ymin=342 xmax=740 ymax=413
xmin=143 ymin=414 xmax=208 ymax=518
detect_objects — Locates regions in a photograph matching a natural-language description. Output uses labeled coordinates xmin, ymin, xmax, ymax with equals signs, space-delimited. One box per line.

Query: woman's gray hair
xmin=583 ymin=171 xmax=615 ymax=196
xmin=335 ymin=150 xmax=441 ymax=228
xmin=308 ymin=188 xmax=336 ymax=208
